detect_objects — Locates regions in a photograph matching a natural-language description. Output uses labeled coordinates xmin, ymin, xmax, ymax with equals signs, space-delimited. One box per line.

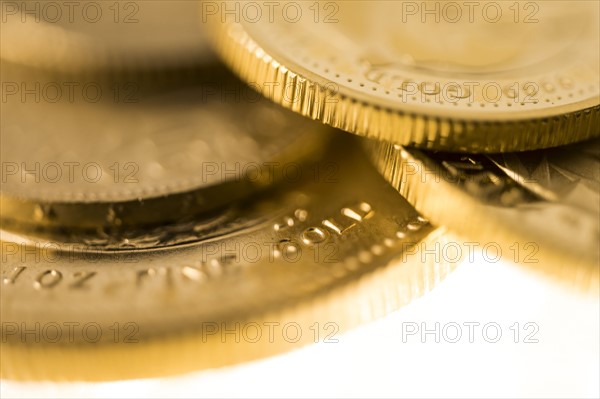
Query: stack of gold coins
xmin=1 ymin=0 xmax=598 ymax=384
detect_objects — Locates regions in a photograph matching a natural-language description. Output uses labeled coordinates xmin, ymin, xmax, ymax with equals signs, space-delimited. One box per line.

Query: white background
xmin=2 ymin=254 xmax=599 ymax=398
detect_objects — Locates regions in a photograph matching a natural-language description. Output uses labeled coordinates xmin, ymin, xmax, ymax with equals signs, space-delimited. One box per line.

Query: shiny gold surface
xmin=0 ymin=139 xmax=458 ymax=381
xmin=0 ymin=63 xmax=330 ymax=229
xmin=209 ymin=0 xmax=599 ymax=152
xmin=1 ymin=0 xmax=598 ymax=393
xmin=366 ymin=138 xmax=600 ymax=290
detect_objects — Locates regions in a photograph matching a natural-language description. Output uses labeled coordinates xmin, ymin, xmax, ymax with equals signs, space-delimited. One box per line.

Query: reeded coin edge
xmin=0 ymin=227 xmax=458 ymax=381
xmin=210 ymin=22 xmax=600 ymax=153
xmin=366 ymin=141 xmax=600 ymax=291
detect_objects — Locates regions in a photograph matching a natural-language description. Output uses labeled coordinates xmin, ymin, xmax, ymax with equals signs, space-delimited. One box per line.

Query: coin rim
xmin=0 ymin=227 xmax=458 ymax=381
xmin=365 ymin=140 xmax=600 ymax=291
xmin=209 ymin=21 xmax=600 ymax=152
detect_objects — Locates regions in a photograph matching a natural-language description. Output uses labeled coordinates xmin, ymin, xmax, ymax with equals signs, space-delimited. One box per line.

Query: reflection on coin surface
xmin=366 ymin=138 xmax=600 ymax=289
xmin=209 ymin=0 xmax=599 ymax=152
xmin=0 ymin=63 xmax=330 ymax=229
xmin=1 ymin=1 xmax=213 ymax=72
xmin=0 ymin=138 xmax=458 ymax=381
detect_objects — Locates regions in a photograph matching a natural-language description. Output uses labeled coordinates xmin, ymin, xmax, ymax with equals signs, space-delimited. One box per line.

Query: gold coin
xmin=208 ymin=0 xmax=599 ymax=152
xmin=1 ymin=1 xmax=213 ymax=72
xmin=0 ymin=63 xmax=330 ymax=230
xmin=366 ymin=137 xmax=600 ymax=290
xmin=0 ymin=137 xmax=459 ymax=381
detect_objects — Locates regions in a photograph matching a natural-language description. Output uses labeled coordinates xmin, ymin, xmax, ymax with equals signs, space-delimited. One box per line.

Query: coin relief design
xmin=209 ymin=0 xmax=599 ymax=151
xmin=1 ymin=141 xmax=459 ymax=380
xmin=366 ymin=137 xmax=600 ymax=289
xmin=1 ymin=0 xmax=596 ymax=388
